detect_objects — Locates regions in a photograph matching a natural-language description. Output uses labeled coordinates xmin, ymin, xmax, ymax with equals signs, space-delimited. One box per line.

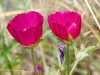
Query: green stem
xmin=5 ymin=54 xmax=15 ymax=75
xmin=69 ymin=60 xmax=79 ymax=75
xmin=65 ymin=43 xmax=70 ymax=75
xmin=20 ymin=60 xmax=22 ymax=75
xmin=31 ymin=48 xmax=37 ymax=75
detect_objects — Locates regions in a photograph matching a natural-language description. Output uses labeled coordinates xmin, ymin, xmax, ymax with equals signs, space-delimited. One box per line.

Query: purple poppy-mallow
xmin=32 ymin=64 xmax=44 ymax=75
xmin=48 ymin=11 xmax=81 ymax=41
xmin=7 ymin=11 xmax=43 ymax=46
xmin=57 ymin=44 xmax=65 ymax=63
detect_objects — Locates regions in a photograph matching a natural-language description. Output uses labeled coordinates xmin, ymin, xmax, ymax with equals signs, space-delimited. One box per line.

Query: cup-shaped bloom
xmin=57 ymin=44 xmax=65 ymax=64
xmin=7 ymin=11 xmax=43 ymax=46
xmin=48 ymin=11 xmax=81 ymax=41
xmin=32 ymin=64 xmax=44 ymax=75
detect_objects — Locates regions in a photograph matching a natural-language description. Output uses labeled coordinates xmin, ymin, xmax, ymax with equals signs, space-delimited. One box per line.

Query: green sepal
xmin=68 ymin=34 xmax=73 ymax=41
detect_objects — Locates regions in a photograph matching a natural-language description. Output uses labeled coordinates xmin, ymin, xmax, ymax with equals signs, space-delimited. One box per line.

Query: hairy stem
xmin=69 ymin=60 xmax=79 ymax=75
xmin=31 ymin=48 xmax=37 ymax=75
xmin=65 ymin=44 xmax=70 ymax=75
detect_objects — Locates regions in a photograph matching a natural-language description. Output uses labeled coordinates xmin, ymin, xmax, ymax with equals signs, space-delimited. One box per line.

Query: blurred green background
xmin=0 ymin=0 xmax=100 ymax=75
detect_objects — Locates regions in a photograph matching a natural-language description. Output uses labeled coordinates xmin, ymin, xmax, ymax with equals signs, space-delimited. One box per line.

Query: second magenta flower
xmin=48 ymin=11 xmax=81 ymax=41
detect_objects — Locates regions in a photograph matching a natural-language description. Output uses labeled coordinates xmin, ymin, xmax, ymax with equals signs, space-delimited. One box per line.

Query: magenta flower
xmin=48 ymin=11 xmax=81 ymax=41
xmin=7 ymin=11 xmax=43 ymax=46
xmin=32 ymin=64 xmax=44 ymax=75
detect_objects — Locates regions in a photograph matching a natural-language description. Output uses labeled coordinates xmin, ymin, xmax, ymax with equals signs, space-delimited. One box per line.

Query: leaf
xmin=76 ymin=46 xmax=96 ymax=61
xmin=72 ymin=46 xmax=78 ymax=58
xmin=1 ymin=61 xmax=21 ymax=69
xmin=52 ymin=62 xmax=62 ymax=71
xmin=81 ymin=31 xmax=91 ymax=37
xmin=42 ymin=30 xmax=52 ymax=38
xmin=54 ymin=44 xmax=60 ymax=65
xmin=24 ymin=0 xmax=32 ymax=11
xmin=87 ymin=55 xmax=92 ymax=60
xmin=9 ymin=39 xmax=20 ymax=52
xmin=84 ymin=46 xmax=97 ymax=53
xmin=85 ymin=41 xmax=89 ymax=48
xmin=71 ymin=60 xmax=77 ymax=68
xmin=76 ymin=52 xmax=89 ymax=60
xmin=87 ymin=70 xmax=90 ymax=75
xmin=0 ymin=55 xmax=5 ymax=64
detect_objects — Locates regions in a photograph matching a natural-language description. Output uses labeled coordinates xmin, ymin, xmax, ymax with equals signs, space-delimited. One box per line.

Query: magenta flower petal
xmin=7 ymin=11 xmax=43 ymax=46
xmin=32 ymin=64 xmax=44 ymax=75
xmin=48 ymin=11 xmax=81 ymax=41
xmin=36 ymin=64 xmax=44 ymax=75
